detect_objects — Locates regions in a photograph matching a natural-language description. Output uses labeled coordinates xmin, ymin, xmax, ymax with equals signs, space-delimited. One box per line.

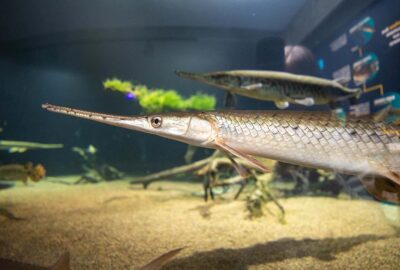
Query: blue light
xmin=318 ymin=58 xmax=325 ymax=70
xmin=126 ymin=92 xmax=136 ymax=100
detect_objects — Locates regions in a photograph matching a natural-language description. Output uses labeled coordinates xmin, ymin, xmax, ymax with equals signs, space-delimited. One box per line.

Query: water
xmin=0 ymin=1 xmax=399 ymax=269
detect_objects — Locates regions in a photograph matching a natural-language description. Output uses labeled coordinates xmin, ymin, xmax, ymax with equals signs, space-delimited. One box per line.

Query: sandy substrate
xmin=0 ymin=177 xmax=399 ymax=270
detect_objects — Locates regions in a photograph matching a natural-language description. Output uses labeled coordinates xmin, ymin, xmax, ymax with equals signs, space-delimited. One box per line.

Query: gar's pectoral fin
xmin=225 ymin=154 xmax=250 ymax=177
xmin=215 ymin=139 xmax=271 ymax=173
xmin=274 ymin=100 xmax=289 ymax=109
xmin=294 ymin=97 xmax=315 ymax=106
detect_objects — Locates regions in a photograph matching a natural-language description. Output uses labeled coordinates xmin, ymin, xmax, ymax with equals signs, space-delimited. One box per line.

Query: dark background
xmin=0 ymin=0 xmax=395 ymax=175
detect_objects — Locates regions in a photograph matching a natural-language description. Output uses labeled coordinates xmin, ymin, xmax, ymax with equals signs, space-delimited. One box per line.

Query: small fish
xmin=0 ymin=252 xmax=70 ymax=270
xmin=0 ymin=162 xmax=46 ymax=184
xmin=175 ymin=70 xmax=361 ymax=109
xmin=42 ymin=103 xmax=400 ymax=203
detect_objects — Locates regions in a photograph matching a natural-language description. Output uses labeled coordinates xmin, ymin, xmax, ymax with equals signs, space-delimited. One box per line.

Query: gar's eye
xmin=150 ymin=116 xmax=162 ymax=128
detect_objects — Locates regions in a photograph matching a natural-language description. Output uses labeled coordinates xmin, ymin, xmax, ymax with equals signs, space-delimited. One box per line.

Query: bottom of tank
xmin=0 ymin=176 xmax=399 ymax=269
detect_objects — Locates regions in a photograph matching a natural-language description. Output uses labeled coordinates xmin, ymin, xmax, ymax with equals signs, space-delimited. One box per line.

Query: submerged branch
xmin=130 ymin=151 xmax=221 ymax=188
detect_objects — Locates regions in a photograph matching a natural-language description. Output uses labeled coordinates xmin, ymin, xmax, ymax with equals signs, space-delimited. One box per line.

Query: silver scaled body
xmin=204 ymin=111 xmax=400 ymax=178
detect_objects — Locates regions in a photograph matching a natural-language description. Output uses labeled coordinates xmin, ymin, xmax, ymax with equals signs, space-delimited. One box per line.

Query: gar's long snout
xmin=42 ymin=103 xmax=214 ymax=147
xmin=42 ymin=103 xmax=149 ymax=132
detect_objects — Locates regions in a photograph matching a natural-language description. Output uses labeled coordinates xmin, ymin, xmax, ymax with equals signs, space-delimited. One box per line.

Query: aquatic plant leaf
xmin=103 ymin=78 xmax=133 ymax=93
xmin=0 ymin=140 xmax=63 ymax=152
xmin=185 ymin=93 xmax=216 ymax=111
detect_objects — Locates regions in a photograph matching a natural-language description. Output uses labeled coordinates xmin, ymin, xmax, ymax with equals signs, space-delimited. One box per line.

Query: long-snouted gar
xmin=42 ymin=103 xmax=400 ymax=204
xmin=175 ymin=70 xmax=361 ymax=109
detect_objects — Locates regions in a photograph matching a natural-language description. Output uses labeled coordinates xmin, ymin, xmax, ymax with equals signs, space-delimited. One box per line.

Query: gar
xmin=176 ymin=70 xmax=361 ymax=109
xmin=42 ymin=104 xmax=400 ymax=204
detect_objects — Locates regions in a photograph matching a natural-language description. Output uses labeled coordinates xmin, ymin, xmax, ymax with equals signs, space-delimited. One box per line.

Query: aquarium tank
xmin=0 ymin=1 xmax=399 ymax=269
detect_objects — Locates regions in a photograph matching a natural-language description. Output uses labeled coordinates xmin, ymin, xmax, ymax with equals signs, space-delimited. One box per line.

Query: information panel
xmin=315 ymin=0 xmax=400 ymax=116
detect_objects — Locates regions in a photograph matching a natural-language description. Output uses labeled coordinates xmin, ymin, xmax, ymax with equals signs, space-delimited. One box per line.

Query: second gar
xmin=176 ymin=70 xmax=362 ymax=109
xmin=42 ymin=104 xmax=400 ymax=203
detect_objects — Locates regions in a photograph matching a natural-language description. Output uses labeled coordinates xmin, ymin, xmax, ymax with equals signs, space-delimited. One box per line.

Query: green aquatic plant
xmin=103 ymin=78 xmax=133 ymax=94
xmin=184 ymin=94 xmax=216 ymax=111
xmin=103 ymin=78 xmax=216 ymax=113
xmin=139 ymin=89 xmax=185 ymax=112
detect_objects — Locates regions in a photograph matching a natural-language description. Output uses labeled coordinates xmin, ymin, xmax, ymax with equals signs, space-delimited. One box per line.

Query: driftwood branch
xmin=130 ymin=151 xmax=221 ymax=188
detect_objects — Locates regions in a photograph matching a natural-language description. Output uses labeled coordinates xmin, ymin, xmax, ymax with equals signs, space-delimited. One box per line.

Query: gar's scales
xmin=208 ymin=110 xmax=400 ymax=178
